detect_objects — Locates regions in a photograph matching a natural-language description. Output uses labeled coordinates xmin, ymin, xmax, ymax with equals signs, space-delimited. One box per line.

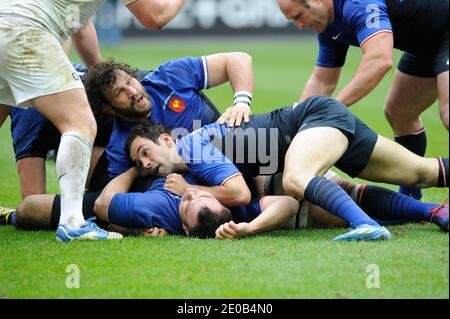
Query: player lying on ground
xmin=1 ymin=170 xmax=447 ymax=239
xmin=124 ymin=96 xmax=449 ymax=241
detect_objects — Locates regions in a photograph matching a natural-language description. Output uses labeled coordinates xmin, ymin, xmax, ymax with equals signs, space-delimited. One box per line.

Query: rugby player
xmin=0 ymin=0 xmax=187 ymax=242
xmin=277 ymin=0 xmax=449 ymax=200
xmin=4 ymin=170 xmax=447 ymax=239
xmin=125 ymin=96 xmax=449 ymax=241
xmin=84 ymin=52 xmax=254 ymax=183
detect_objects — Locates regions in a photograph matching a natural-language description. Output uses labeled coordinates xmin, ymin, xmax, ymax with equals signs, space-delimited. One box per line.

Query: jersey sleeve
xmin=154 ymin=56 xmax=209 ymax=91
xmin=317 ymin=35 xmax=350 ymax=67
xmin=105 ymin=122 xmax=134 ymax=180
xmin=178 ymin=126 xmax=242 ymax=186
xmin=343 ymin=0 xmax=393 ymax=46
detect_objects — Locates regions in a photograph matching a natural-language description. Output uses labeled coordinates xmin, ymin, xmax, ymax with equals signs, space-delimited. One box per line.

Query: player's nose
xmin=142 ymin=158 xmax=152 ymax=169
xmin=125 ymin=85 xmax=138 ymax=96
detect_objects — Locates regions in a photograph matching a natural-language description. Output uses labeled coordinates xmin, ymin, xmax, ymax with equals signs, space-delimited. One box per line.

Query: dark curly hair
xmin=84 ymin=58 xmax=139 ymax=122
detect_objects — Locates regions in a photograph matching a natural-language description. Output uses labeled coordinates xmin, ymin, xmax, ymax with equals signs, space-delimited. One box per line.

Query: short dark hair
xmin=187 ymin=206 xmax=232 ymax=239
xmin=84 ymin=58 xmax=139 ymax=122
xmin=125 ymin=123 xmax=173 ymax=158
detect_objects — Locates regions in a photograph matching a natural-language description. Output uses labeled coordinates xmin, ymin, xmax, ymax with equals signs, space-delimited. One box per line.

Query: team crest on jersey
xmin=168 ymin=97 xmax=186 ymax=113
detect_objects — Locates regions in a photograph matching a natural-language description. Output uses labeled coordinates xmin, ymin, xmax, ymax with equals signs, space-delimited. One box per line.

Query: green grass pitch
xmin=0 ymin=37 xmax=448 ymax=299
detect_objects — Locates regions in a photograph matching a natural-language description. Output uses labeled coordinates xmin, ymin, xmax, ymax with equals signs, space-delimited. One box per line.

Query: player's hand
xmin=217 ymin=103 xmax=251 ymax=127
xmin=139 ymin=227 xmax=169 ymax=237
xmin=215 ymin=221 xmax=251 ymax=240
xmin=164 ymin=173 xmax=190 ymax=196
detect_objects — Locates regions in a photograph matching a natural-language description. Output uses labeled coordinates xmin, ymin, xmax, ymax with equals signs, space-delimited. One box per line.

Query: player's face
xmin=278 ymin=0 xmax=331 ymax=33
xmin=106 ymin=70 xmax=152 ymax=119
xmin=129 ymin=135 xmax=177 ymax=177
xmin=179 ymin=188 xmax=225 ymax=235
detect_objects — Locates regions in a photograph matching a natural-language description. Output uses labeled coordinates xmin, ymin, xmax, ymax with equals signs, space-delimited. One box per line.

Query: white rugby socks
xmin=56 ymin=131 xmax=92 ymax=229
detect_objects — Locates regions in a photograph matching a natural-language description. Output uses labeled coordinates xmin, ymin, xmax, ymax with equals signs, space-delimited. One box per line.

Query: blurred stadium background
xmin=0 ymin=0 xmax=448 ymax=299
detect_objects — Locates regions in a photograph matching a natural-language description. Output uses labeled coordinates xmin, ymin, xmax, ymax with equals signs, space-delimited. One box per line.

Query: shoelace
xmin=430 ymin=199 xmax=449 ymax=223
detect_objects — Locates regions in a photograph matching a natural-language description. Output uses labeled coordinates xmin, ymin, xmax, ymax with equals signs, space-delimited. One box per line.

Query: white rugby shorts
xmin=0 ymin=18 xmax=83 ymax=108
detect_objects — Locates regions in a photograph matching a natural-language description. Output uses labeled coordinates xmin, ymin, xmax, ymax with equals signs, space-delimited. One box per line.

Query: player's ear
xmin=160 ymin=133 xmax=174 ymax=146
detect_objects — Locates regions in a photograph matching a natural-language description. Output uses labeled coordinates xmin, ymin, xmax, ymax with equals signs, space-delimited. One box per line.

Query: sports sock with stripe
xmin=357 ymin=185 xmax=438 ymax=222
xmin=304 ymin=176 xmax=379 ymax=227
xmin=395 ymin=129 xmax=426 ymax=199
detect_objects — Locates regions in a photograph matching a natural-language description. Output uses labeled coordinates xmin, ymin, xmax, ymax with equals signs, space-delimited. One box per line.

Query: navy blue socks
xmin=395 ymin=129 xmax=427 ymax=199
xmin=304 ymin=176 xmax=379 ymax=227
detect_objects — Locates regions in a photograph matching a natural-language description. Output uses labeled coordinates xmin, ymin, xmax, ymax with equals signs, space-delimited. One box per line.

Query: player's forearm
xmin=226 ymin=52 xmax=254 ymax=96
xmin=71 ymin=19 xmax=102 ymax=68
xmin=95 ymin=167 xmax=139 ymax=219
xmin=300 ymin=66 xmax=341 ymax=102
xmin=301 ymin=74 xmax=336 ymax=101
xmin=247 ymin=197 xmax=299 ymax=235
xmin=191 ymin=184 xmax=251 ymax=207
xmin=335 ymin=56 xmax=392 ymax=106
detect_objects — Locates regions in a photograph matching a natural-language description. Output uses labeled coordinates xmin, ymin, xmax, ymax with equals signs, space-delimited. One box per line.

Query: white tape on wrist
xmin=234 ymin=90 xmax=253 ymax=107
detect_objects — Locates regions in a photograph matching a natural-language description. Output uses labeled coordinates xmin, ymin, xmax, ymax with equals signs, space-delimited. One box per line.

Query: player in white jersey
xmin=0 ymin=0 xmax=186 ymax=242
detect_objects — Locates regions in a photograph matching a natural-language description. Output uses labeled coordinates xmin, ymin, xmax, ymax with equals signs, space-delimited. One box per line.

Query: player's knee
xmin=15 ymin=196 xmax=37 ymax=229
xmin=83 ymin=116 xmax=97 ymax=142
xmin=282 ymin=173 xmax=308 ymax=198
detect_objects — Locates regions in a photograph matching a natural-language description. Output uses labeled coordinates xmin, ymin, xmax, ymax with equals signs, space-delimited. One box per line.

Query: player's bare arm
xmin=71 ymin=19 xmax=102 ymax=68
xmin=179 ymin=174 xmax=251 ymax=208
xmin=126 ymin=0 xmax=186 ymax=30
xmin=94 ymin=167 xmax=140 ymax=222
xmin=335 ymin=32 xmax=394 ymax=106
xmin=216 ymin=195 xmax=299 ymax=240
xmin=300 ymin=66 xmax=341 ymax=102
xmin=206 ymin=52 xmax=254 ymax=127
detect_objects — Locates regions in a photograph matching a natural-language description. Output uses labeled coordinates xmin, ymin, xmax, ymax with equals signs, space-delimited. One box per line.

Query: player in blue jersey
xmin=125 ymin=96 xmax=449 ymax=241
xmin=84 ymin=52 xmax=254 ymax=182
xmin=277 ymin=0 xmax=449 ymax=200
xmin=6 ymin=168 xmax=447 ymax=239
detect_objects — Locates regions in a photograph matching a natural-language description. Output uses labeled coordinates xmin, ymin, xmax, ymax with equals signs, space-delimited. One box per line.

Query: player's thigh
xmin=385 ymin=70 xmax=437 ymax=134
xmin=357 ymin=135 xmax=435 ymax=185
xmin=437 ymin=71 xmax=449 ymax=129
xmin=16 ymin=157 xmax=47 ymax=198
xmin=283 ymin=127 xmax=348 ymax=195
xmin=31 ymin=88 xmax=96 ymax=140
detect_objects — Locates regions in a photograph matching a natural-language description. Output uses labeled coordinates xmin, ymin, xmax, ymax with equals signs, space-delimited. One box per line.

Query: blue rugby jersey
xmin=107 ymin=56 xmax=220 ymax=179
xmin=317 ymin=0 xmax=448 ymax=67
xmin=108 ymin=174 xmax=262 ymax=234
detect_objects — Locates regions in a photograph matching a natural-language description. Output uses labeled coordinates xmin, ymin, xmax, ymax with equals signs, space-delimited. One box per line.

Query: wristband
xmin=233 ymin=90 xmax=252 ymax=107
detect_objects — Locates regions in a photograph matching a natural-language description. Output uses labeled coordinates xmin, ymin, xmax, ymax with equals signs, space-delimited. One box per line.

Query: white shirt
xmin=0 ymin=0 xmax=136 ymax=44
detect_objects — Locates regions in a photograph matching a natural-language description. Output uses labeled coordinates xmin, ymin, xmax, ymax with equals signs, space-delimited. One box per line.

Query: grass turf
xmin=0 ymin=37 xmax=448 ymax=299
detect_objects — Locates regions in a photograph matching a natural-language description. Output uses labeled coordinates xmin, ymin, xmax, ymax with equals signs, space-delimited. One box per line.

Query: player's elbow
xmin=137 ymin=15 xmax=167 ymax=30
xmin=231 ymin=52 xmax=253 ymax=65
xmin=233 ymin=188 xmax=252 ymax=206
xmin=93 ymin=193 xmax=111 ymax=222
xmin=375 ymin=56 xmax=393 ymax=75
